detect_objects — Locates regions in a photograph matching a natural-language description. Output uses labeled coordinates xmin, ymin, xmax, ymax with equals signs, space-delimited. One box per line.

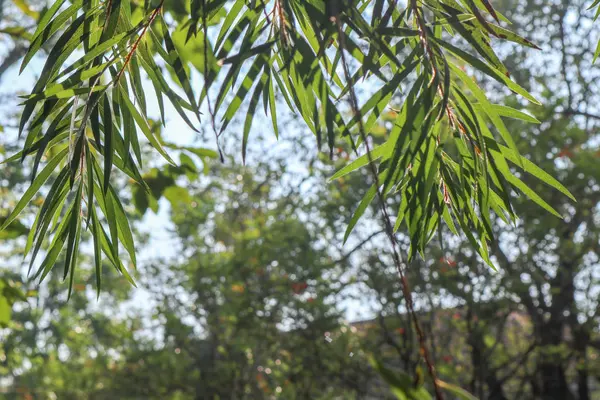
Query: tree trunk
xmin=577 ymin=368 xmax=590 ymax=400
xmin=487 ymin=377 xmax=508 ymax=400
xmin=538 ymin=323 xmax=573 ymax=400
xmin=539 ymin=362 xmax=571 ymax=400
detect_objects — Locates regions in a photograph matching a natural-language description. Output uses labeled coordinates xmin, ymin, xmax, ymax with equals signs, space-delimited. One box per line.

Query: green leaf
xmin=25 ymin=168 xmax=70 ymax=272
xmin=330 ymin=143 xmax=387 ymax=181
xmin=489 ymin=140 xmax=575 ymax=202
xmin=156 ymin=17 xmax=200 ymax=122
xmin=20 ymin=5 xmax=100 ymax=136
xmin=219 ymin=41 xmax=275 ymax=65
xmin=344 ymin=182 xmax=377 ymax=244
xmin=218 ymin=55 xmax=267 ymax=134
xmin=0 ymin=293 xmax=11 ymax=326
xmin=21 ymin=1 xmax=85 ymax=72
xmin=102 ymin=95 xmax=114 ymax=193
xmin=484 ymin=104 xmax=540 ymax=124
xmin=242 ymin=72 xmax=266 ymax=164
xmin=29 ymin=0 xmax=67 ymax=42
xmin=91 ymin=207 xmax=103 ymax=298
xmin=64 ymin=182 xmax=83 ymax=298
xmin=344 ymin=168 xmax=393 ymax=244
xmin=369 ymin=357 xmax=432 ymax=400
xmin=118 ymin=83 xmax=175 ymax=165
xmin=34 ymin=201 xmax=73 ymax=282
xmin=107 ymin=187 xmax=137 ymax=267
xmin=434 ymin=38 xmax=540 ymax=105
xmin=1 ymin=147 xmax=68 ymax=230
xmin=506 ymin=173 xmax=562 ymax=218
xmin=436 ymin=380 xmax=478 ymax=400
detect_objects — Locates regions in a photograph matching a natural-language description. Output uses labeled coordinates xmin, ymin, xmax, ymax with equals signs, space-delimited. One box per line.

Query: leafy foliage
xmin=2 ymin=0 xmax=575 ymax=293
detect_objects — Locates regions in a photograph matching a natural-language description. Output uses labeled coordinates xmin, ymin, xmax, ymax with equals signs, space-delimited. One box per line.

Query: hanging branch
xmin=333 ymin=7 xmax=444 ymax=399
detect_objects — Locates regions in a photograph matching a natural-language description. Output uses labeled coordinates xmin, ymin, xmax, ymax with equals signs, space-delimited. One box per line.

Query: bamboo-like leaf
xmin=20 ymin=0 xmax=87 ymax=72
xmin=102 ymin=95 xmax=114 ymax=193
xmin=155 ymin=18 xmax=200 ymax=121
xmin=117 ymin=84 xmax=175 ymax=165
xmin=63 ymin=182 xmax=83 ymax=298
xmin=242 ymin=76 xmax=265 ymax=164
xmin=1 ymin=148 xmax=68 ymax=230
xmin=90 ymin=207 xmax=103 ymax=297
xmin=107 ymin=187 xmax=137 ymax=267
xmin=436 ymin=380 xmax=478 ymax=400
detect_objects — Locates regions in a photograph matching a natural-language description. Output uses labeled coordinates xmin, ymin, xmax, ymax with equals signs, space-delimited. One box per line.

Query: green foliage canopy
xmin=0 ymin=0 xmax=575 ymax=295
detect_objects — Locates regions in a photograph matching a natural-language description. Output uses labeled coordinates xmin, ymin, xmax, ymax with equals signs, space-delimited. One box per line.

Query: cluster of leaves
xmin=1 ymin=1 xmax=575 ymax=291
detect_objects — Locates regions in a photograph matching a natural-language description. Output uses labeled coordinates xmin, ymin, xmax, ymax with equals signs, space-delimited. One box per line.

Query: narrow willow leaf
xmin=97 ymin=221 xmax=136 ymax=286
xmin=219 ymin=55 xmax=267 ymax=133
xmin=137 ymin=45 xmax=200 ymax=132
xmin=268 ymin=75 xmax=279 ymax=138
xmin=26 ymin=171 xmax=70 ymax=273
xmin=156 ymin=18 xmax=200 ymax=121
xmin=20 ymin=0 xmax=90 ymax=73
xmin=64 ymin=183 xmax=83 ymax=299
xmin=594 ymin=39 xmax=600 ymax=63
xmin=435 ymin=38 xmax=540 ymax=105
xmin=90 ymin=207 xmax=103 ymax=297
xmin=214 ymin=0 xmax=250 ymax=52
xmin=488 ymin=139 xmax=576 ymax=202
xmin=23 ymin=85 xmax=108 ymax=105
xmin=25 ymin=61 xmax=110 ymax=101
xmin=102 ymin=95 xmax=113 ymax=193
xmin=117 ymin=84 xmax=175 ymax=165
xmin=29 ymin=0 xmax=67 ymax=40
xmin=108 ymin=187 xmax=137 ymax=267
xmin=20 ymin=7 xmax=98 ymax=136
xmin=24 ymin=167 xmax=68 ymax=257
xmin=1 ymin=147 xmax=68 ymax=230
xmin=344 ymin=58 xmax=418 ymax=132
xmin=101 ymin=0 xmax=123 ymax=42
xmin=119 ymin=78 xmax=134 ymax=164
xmin=451 ymin=64 xmax=522 ymax=167
xmin=22 ymin=99 xmax=63 ymax=157
xmin=242 ymin=77 xmax=265 ymax=164
xmin=505 ymin=172 xmax=562 ymax=218
xmin=30 ymin=100 xmax=73 ymax=181
xmin=330 ymin=144 xmax=387 ymax=181
xmin=104 ymin=187 xmax=120 ymax=263
xmin=344 ymin=170 xmax=389 ymax=244
xmin=485 ymin=104 xmax=540 ymax=123
xmin=128 ymin=54 xmax=147 ymax=116
xmin=57 ymin=28 xmax=137 ymax=79
xmin=437 ymin=380 xmax=478 ymax=400
xmin=219 ymin=41 xmax=275 ymax=65
xmin=34 ymin=201 xmax=74 ymax=282
xmin=344 ymin=183 xmax=377 ymax=244
xmin=1 ymin=130 xmax=69 ymax=165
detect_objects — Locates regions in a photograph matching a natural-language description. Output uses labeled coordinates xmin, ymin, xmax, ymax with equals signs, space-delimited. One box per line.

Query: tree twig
xmin=332 ymin=6 xmax=443 ymax=399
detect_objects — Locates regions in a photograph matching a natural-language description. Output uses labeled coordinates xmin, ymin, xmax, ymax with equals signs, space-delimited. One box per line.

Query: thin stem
xmin=333 ymin=7 xmax=443 ymax=400
xmin=114 ymin=0 xmax=164 ymax=83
